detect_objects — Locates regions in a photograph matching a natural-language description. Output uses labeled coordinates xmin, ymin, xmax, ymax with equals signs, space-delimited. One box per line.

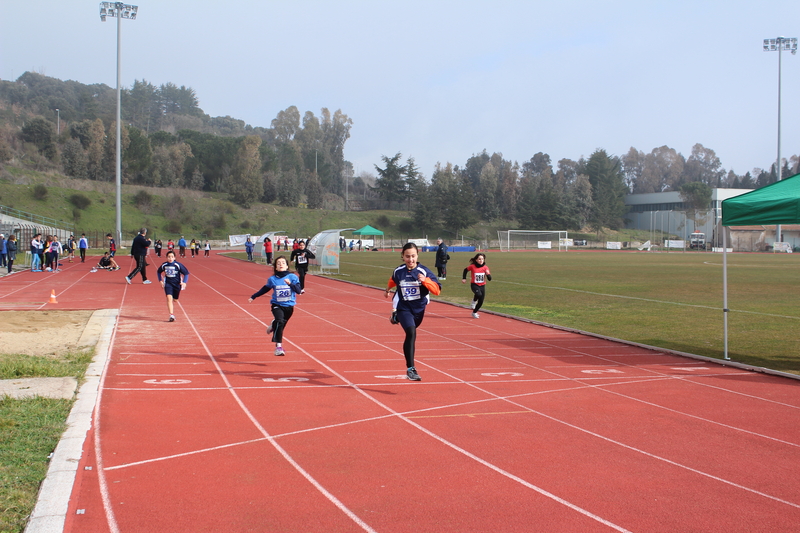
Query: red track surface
xmin=3 ymin=253 xmax=800 ymax=532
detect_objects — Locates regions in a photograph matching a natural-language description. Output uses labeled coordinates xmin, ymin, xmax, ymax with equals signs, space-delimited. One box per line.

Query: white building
xmin=625 ymin=188 xmax=753 ymax=248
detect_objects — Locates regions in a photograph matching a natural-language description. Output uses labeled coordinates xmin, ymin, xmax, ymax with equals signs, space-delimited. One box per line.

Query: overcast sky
xmin=2 ymin=0 xmax=799 ymax=179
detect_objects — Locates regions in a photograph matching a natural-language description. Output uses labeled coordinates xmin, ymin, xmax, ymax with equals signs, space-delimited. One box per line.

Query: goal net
xmin=498 ymin=230 xmax=570 ymax=251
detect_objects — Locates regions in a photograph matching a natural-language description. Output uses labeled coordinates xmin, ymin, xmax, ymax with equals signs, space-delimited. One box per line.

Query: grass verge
xmin=0 ymin=350 xmax=94 ymax=533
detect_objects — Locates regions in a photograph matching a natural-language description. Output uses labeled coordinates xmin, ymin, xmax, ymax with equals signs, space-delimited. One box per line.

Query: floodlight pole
xmin=100 ymin=2 xmax=138 ymax=248
xmin=764 ymin=36 xmax=797 ymax=246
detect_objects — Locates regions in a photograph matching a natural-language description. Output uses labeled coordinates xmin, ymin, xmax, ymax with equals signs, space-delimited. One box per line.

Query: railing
xmin=0 ymin=205 xmax=74 ymax=233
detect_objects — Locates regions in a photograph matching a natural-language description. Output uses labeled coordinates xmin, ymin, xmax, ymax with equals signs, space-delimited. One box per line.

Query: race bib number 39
xmin=399 ymin=280 xmax=421 ymax=301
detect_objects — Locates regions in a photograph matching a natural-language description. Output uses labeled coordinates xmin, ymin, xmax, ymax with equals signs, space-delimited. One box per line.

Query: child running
xmin=461 ymin=253 xmax=492 ymax=318
xmin=385 ymin=242 xmax=441 ymax=381
xmin=156 ymin=250 xmax=190 ymax=322
xmin=289 ymin=240 xmax=315 ymax=293
xmin=248 ymin=256 xmax=302 ymax=356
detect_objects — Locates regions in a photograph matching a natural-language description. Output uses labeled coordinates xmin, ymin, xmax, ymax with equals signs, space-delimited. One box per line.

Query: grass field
xmin=314 ymin=248 xmax=800 ymax=375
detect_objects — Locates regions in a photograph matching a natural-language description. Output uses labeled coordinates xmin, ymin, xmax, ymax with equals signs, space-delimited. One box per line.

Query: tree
xmin=62 ymin=138 xmax=88 ymax=179
xmin=228 ymin=136 xmax=263 ymax=208
xmin=476 ymin=161 xmax=500 ymax=220
xmin=679 ymin=181 xmax=712 ymax=232
xmin=272 ymin=106 xmax=301 ymax=143
xmin=683 ymin=143 xmax=724 ymax=187
xmin=21 ymin=116 xmax=57 ymax=160
xmin=86 ymin=118 xmax=106 ymax=180
xmin=442 ymin=170 xmax=477 ymax=235
xmin=305 ymin=170 xmax=324 ymax=209
xmin=373 ymin=153 xmax=408 ymax=207
xmin=586 ymin=149 xmax=628 ymax=233
xmin=412 ymin=181 xmax=440 ymax=232
xmin=636 ymin=146 xmax=685 ymax=193
xmin=277 ymin=169 xmax=301 ymax=207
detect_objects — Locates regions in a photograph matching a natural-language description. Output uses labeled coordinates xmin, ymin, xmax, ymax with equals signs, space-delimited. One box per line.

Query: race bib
xmin=474 ymin=272 xmax=485 ymax=284
xmin=297 ymin=254 xmax=307 ymax=264
xmin=399 ymin=280 xmax=421 ymax=301
xmin=275 ymin=286 xmax=292 ymax=302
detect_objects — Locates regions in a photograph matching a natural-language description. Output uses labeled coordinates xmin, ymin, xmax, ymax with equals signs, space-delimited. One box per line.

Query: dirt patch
xmin=0 ymin=310 xmax=95 ymax=357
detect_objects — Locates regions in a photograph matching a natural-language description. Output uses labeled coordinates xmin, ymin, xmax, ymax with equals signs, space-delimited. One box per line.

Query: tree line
xmin=1 ymin=71 xmax=799 ymax=236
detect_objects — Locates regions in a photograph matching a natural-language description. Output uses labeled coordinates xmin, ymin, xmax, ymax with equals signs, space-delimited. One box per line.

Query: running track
xmin=4 ymin=252 xmax=800 ymax=532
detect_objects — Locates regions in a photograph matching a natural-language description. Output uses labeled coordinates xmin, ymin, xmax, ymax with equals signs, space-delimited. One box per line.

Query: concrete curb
xmin=24 ymin=309 xmax=118 ymax=533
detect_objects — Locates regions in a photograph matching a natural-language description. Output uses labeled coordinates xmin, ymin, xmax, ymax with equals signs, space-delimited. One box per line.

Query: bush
xmin=68 ymin=193 xmax=92 ymax=210
xmin=240 ymin=220 xmax=250 ymax=229
xmin=164 ymin=220 xmax=181 ymax=233
xmin=133 ymin=190 xmax=153 ymax=208
xmin=398 ymin=219 xmax=414 ymax=233
xmin=374 ymin=215 xmax=390 ymax=227
xmin=32 ymin=184 xmax=48 ymax=200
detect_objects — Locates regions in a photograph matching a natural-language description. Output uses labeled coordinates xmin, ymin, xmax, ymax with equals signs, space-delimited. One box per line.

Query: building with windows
xmin=625 ymin=189 xmax=752 ymax=248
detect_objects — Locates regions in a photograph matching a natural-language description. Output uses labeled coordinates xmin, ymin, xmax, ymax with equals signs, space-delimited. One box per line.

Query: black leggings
xmin=402 ymin=326 xmax=417 ymax=368
xmin=471 ymin=284 xmax=486 ymax=312
xmin=297 ymin=268 xmax=308 ymax=290
xmin=270 ymin=304 xmax=295 ymax=343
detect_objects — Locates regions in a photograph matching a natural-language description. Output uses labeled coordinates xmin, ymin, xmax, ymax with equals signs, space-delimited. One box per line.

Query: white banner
xmin=666 ymin=240 xmax=685 ymax=249
xmin=228 ymin=234 xmax=251 ymax=246
xmin=560 ymin=238 xmax=574 ymax=247
xmin=773 ymin=242 xmax=792 ymax=252
xmin=538 ymin=241 xmax=552 ymax=249
xmin=606 ymin=241 xmax=622 ymax=250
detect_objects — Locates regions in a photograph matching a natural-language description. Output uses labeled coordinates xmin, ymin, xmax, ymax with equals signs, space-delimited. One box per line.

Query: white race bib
xmin=399 ymin=280 xmax=421 ymax=301
xmin=297 ymin=254 xmax=307 ymax=264
xmin=275 ymin=286 xmax=292 ymax=302
xmin=474 ymin=272 xmax=485 ymax=284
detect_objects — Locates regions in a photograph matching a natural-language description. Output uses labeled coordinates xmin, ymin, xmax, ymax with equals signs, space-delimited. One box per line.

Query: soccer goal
xmin=497 ymin=230 xmax=570 ymax=251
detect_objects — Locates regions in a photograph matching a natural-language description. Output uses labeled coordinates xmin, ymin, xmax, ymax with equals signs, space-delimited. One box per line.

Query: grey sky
xmin=2 ymin=0 xmax=799 ymax=179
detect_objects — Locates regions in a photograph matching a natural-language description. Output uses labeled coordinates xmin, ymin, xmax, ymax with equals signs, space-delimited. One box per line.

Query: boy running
xmin=156 ymin=251 xmax=189 ymax=322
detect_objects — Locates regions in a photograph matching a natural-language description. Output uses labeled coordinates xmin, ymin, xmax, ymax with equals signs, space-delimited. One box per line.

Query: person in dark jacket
xmin=126 ymin=228 xmax=152 ymax=284
xmin=434 ymin=238 xmax=449 ymax=280
xmin=5 ymin=235 xmax=17 ymax=274
xmin=289 ymin=240 xmax=315 ymax=292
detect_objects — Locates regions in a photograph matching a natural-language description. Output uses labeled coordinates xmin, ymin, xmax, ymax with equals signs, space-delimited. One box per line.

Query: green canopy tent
xmin=351 ymin=225 xmax=384 ymax=250
xmin=720 ymin=172 xmax=800 ymax=359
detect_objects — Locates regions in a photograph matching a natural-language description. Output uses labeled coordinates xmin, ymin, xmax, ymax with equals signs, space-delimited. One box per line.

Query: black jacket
xmin=130 ymin=234 xmax=151 ymax=257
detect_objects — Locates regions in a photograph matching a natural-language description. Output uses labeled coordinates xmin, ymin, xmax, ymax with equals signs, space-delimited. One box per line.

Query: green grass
xmin=0 ymin=350 xmax=93 ymax=533
xmin=324 ymin=249 xmax=800 ymax=374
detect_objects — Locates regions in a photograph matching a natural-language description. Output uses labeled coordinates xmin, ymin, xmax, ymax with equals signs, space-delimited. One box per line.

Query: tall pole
xmin=764 ymin=36 xmax=797 ymax=245
xmin=101 ymin=2 xmax=137 ymax=248
xmin=115 ymin=10 xmax=122 ymax=248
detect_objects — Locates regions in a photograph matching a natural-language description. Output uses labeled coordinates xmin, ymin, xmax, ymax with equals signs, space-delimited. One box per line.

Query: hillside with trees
xmin=1 ymin=71 xmax=799 ymax=239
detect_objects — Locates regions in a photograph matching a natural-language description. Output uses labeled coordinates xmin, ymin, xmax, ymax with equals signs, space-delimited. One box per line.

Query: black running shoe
xmin=406 ymin=367 xmax=421 ymax=381
xmin=390 ymin=311 xmax=399 ymax=325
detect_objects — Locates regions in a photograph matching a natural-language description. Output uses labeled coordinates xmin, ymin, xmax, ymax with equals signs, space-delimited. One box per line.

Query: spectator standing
xmin=107 ymin=233 xmax=117 ymax=257
xmin=126 ymin=228 xmax=152 ymax=284
xmin=435 ymin=238 xmax=449 ymax=280
xmin=264 ymin=237 xmax=273 ymax=265
xmin=0 ymin=234 xmax=6 ymax=268
xmin=78 ymin=234 xmax=89 ymax=263
xmin=178 ymin=236 xmax=187 ymax=257
xmin=30 ymin=233 xmax=43 ymax=272
xmin=64 ymin=235 xmax=75 ymax=263
xmin=154 ymin=240 xmax=163 ymax=257
xmin=204 ymin=241 xmax=210 ymax=257
xmin=5 ymin=235 xmax=17 ymax=274
xmin=245 ymin=239 xmax=254 ymax=261
xmin=190 ymin=239 xmax=197 ymax=258
xmin=167 ymin=239 xmax=175 ymax=254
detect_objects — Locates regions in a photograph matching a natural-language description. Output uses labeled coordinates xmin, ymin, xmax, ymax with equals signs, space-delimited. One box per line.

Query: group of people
xmin=28 ymin=233 xmax=88 ymax=272
xmin=0 ymin=234 xmax=17 ymax=274
xmin=246 ymin=236 xmax=490 ymax=382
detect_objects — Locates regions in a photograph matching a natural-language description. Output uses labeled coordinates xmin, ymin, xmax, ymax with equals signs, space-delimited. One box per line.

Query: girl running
xmin=462 ymin=253 xmax=492 ymax=318
xmin=248 ymin=256 xmax=302 ymax=356
xmin=385 ymin=242 xmax=441 ymax=381
xmin=289 ymin=240 xmax=315 ymax=292
xmin=156 ymin=250 xmax=189 ymax=322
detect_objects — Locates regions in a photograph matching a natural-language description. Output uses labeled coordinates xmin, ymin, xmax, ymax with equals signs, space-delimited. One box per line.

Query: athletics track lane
xmin=2 ymin=253 xmax=799 ymax=532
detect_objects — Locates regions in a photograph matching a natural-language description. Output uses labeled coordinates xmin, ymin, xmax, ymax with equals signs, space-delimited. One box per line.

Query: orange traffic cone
xmin=49 ymin=290 xmax=58 ymax=304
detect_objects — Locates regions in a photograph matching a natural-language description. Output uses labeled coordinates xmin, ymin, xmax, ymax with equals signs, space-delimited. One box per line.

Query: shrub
xmin=164 ymin=220 xmax=181 ymax=233
xmin=68 ymin=193 xmax=92 ymax=210
xmin=398 ymin=219 xmax=414 ymax=233
xmin=133 ymin=190 xmax=153 ymax=208
xmin=240 ymin=220 xmax=250 ymax=229
xmin=32 ymin=184 xmax=48 ymax=200
xmin=374 ymin=215 xmax=390 ymax=227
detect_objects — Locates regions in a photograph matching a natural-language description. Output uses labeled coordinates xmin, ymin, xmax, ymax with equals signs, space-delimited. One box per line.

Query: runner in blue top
xmin=248 ymin=255 xmax=302 ymax=356
xmin=156 ymin=250 xmax=190 ymax=322
xmin=384 ymin=242 xmax=441 ymax=381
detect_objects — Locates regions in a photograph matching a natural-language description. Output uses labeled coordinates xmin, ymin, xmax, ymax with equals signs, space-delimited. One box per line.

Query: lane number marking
xmin=143 ymin=379 xmax=192 ymax=384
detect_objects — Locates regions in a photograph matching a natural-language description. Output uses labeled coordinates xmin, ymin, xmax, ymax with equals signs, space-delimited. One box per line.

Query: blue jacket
xmin=251 ymin=271 xmax=302 ymax=307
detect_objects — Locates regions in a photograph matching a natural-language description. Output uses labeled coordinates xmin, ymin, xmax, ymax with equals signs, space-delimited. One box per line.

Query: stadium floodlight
xmin=763 ymin=36 xmax=797 ymax=244
xmin=100 ymin=2 xmax=138 ymax=248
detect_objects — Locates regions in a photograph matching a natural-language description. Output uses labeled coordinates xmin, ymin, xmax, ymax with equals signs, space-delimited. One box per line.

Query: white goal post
xmin=497 ymin=230 xmax=570 ymax=251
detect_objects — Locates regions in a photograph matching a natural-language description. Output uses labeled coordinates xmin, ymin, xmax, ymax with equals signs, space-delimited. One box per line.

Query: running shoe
xmin=169 ymin=315 xmax=175 ymax=322
xmin=274 ymin=346 xmax=285 ymax=356
xmin=390 ymin=311 xmax=399 ymax=325
xmin=470 ymin=300 xmax=477 ymax=310
xmin=472 ymin=312 xmax=480 ymax=319
xmin=125 ymin=276 xmax=131 ymax=284
xmin=142 ymin=280 xmax=152 ymax=284
xmin=440 ymin=277 xmax=446 ymax=280
xmin=406 ymin=367 xmax=421 ymax=381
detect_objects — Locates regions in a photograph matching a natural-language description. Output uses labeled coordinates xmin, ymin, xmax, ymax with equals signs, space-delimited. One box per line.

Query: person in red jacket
xmin=264 ymin=237 xmax=273 ymax=265
xmin=462 ymin=253 xmax=492 ymax=319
